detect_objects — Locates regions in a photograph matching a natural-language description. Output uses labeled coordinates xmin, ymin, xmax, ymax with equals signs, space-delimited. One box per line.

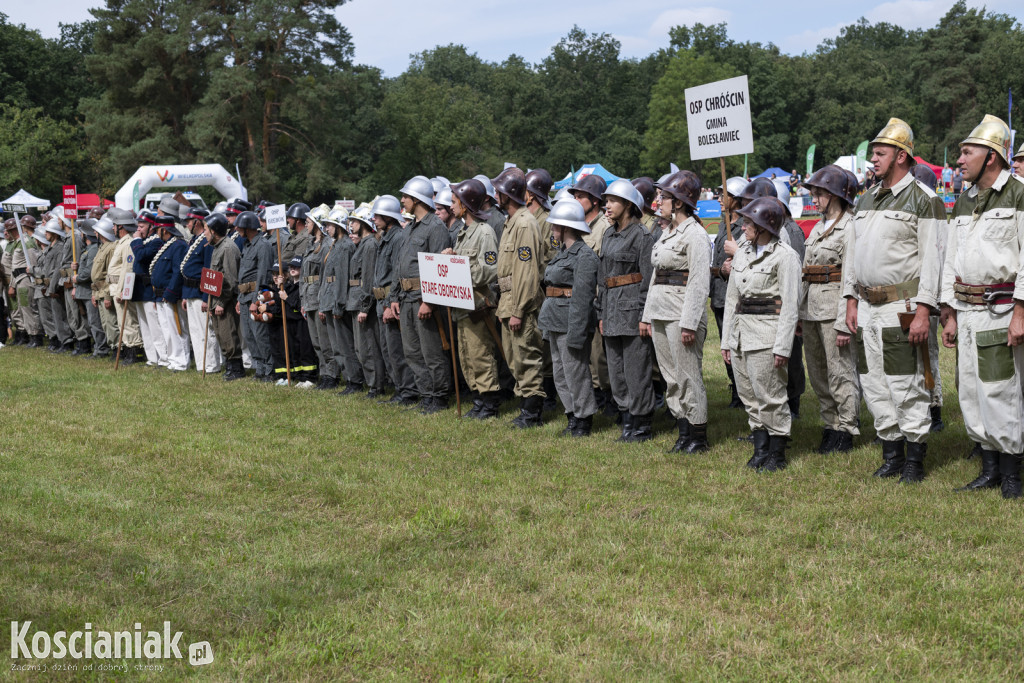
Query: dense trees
xmin=0 ymin=1 xmax=1021 ymax=204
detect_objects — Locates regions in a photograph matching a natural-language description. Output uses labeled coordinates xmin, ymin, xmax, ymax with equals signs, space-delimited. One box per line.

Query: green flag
xmin=855 ymin=140 xmax=869 ymax=173
xmin=806 ymin=145 xmax=816 ymax=176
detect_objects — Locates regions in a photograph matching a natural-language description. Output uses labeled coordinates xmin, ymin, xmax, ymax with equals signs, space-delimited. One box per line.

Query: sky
xmin=5 ymin=0 xmax=1021 ymax=76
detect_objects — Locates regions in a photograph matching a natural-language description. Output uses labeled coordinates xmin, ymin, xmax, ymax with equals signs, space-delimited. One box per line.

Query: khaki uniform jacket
xmin=721 ymin=239 xmax=801 ymax=357
xmin=208 ymin=236 xmax=240 ymax=310
xmin=107 ymin=235 xmax=134 ymax=298
xmin=91 ymin=241 xmax=117 ymax=300
xmin=941 ymin=169 xmax=1024 ymax=311
xmin=583 ymin=214 xmax=610 ymax=256
xmin=452 ymin=218 xmax=498 ymax=322
xmin=597 ymin=221 xmax=654 ymax=337
xmin=529 ymin=205 xmax=556 ymax=267
xmin=843 ymin=171 xmax=945 ymax=309
xmin=281 ymin=229 xmax=312 ymax=265
xmin=496 ymin=208 xmax=543 ymax=320
xmin=642 ymin=217 xmax=711 ymax=331
xmin=799 ymin=211 xmax=853 ymax=331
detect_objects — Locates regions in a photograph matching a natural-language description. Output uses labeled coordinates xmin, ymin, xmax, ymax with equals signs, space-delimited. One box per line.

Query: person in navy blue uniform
xmin=149 ymin=214 xmax=190 ymax=371
xmin=132 ymin=211 xmax=169 ymax=366
xmin=179 ymin=208 xmax=223 ymax=373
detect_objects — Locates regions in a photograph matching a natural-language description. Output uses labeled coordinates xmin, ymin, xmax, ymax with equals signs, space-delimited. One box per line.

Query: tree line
xmin=0 ymin=0 xmax=1021 ymax=206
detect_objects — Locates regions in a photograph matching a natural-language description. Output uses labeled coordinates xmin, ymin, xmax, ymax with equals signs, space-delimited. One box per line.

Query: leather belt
xmin=153 ymin=286 xmax=164 ymax=297
xmin=60 ymin=268 xmax=72 ymax=278
xmin=802 ymin=264 xmax=843 ymax=283
xmin=855 ymin=278 xmax=919 ymax=306
xmin=497 ymin=276 xmax=513 ymax=293
xmin=303 ymin=275 xmax=320 ymax=283
xmin=605 ymin=272 xmax=642 ymax=288
xmin=14 ymin=267 xmax=27 ymax=277
xmin=92 ymin=280 xmax=106 ymax=291
xmin=654 ymin=269 xmax=688 ymax=286
xmin=372 ymin=285 xmax=391 ymax=301
xmin=736 ymin=296 xmax=782 ymax=315
xmin=183 ymin=276 xmax=201 ymax=288
xmin=324 ymin=276 xmax=336 ymax=284
xmin=137 ymin=274 xmax=152 ymax=286
xmin=546 ymin=286 xmax=572 ymax=298
xmin=953 ymin=279 xmax=1015 ymax=306
xmin=349 ymin=279 xmax=361 ymax=287
xmin=238 ymin=281 xmax=258 ymax=294
xmin=400 ymin=277 xmax=420 ymax=292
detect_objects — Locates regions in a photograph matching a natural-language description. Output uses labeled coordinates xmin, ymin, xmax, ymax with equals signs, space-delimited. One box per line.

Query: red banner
xmin=200 ymin=268 xmax=223 ymax=297
xmin=62 ymin=185 xmax=78 ymax=217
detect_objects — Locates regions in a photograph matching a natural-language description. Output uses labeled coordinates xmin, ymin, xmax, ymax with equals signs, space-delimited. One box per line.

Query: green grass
xmin=2 ymin=331 xmax=1023 ymax=681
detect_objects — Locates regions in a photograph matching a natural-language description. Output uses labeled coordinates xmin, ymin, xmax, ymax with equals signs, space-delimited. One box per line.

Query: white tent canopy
xmin=114 ymin=164 xmax=246 ymax=210
xmin=1 ymin=188 xmax=51 ymax=209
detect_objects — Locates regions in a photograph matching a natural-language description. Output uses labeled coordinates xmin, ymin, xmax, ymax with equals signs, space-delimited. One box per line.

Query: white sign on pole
xmin=121 ymin=272 xmax=136 ymax=300
xmin=684 ymin=75 xmax=754 ymax=161
xmin=335 ymin=199 xmax=355 ymax=211
xmin=417 ymin=252 xmax=475 ymax=311
xmin=788 ymin=197 xmax=804 ymax=218
xmin=265 ymin=204 xmax=287 ymax=230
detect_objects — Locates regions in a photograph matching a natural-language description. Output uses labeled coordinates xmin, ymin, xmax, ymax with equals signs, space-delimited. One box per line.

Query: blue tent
xmin=751 ymin=167 xmax=792 ymax=182
xmin=553 ymin=163 xmax=621 ymax=190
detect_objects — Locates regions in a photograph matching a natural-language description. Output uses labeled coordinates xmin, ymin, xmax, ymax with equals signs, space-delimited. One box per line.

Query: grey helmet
xmin=400 ymin=175 xmax=435 ymax=209
xmin=719 ymin=176 xmax=749 ymax=198
xmin=77 ymin=218 xmax=97 ymax=238
xmin=372 ymin=195 xmax=403 ymax=223
xmin=553 ymin=187 xmax=573 ymax=203
xmin=773 ymin=179 xmax=791 ymax=202
xmin=602 ymin=178 xmax=644 ymax=212
xmin=435 ymin=186 xmax=453 ymax=209
xmin=473 ymin=174 xmax=499 ymax=203
xmin=44 ymin=218 xmax=66 ymax=238
xmin=430 ymin=177 xmax=448 ymax=198
xmin=33 ymin=227 xmax=50 ymax=245
xmin=547 ymin=198 xmax=591 ymax=234
xmin=93 ymin=216 xmax=116 ymax=241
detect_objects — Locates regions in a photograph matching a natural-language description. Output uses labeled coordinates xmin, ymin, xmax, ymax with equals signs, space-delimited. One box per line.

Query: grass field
xmin=2 ymin=332 xmax=1024 ymax=681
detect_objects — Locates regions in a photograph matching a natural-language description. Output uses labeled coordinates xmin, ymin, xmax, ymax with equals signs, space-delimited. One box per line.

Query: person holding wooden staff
xmin=179 ymin=208 xmax=222 ymax=373
xmin=643 ymin=170 xmax=712 ymax=453
xmin=843 ymin=118 xmax=945 ymax=483
xmin=801 ymin=165 xmax=860 ymax=454
xmin=442 ymin=179 xmax=501 ymax=419
xmin=710 ymin=176 xmax=748 ymax=409
xmin=941 ymin=115 xmax=1024 ymax=499
xmin=721 ymin=198 xmax=801 ymax=472
xmin=106 ymin=209 xmax=144 ymax=364
xmin=203 ymin=212 xmax=245 ymax=380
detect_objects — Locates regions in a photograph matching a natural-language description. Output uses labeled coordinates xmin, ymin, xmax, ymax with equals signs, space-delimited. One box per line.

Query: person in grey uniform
xmin=42 ymin=218 xmax=74 ymax=352
xmin=282 ymin=203 xmax=311 ymax=264
xmin=55 ymin=213 xmax=91 ymax=354
xmin=390 ymin=175 xmax=454 ymax=414
xmin=597 ymin=179 xmax=656 ymax=442
xmin=73 ymin=219 xmax=109 ymax=357
xmin=373 ymin=195 xmax=418 ymax=405
xmin=346 ymin=205 xmax=385 ymax=396
xmin=300 ymin=205 xmax=334 ymax=388
xmin=235 ymin=210 xmax=275 ymax=381
xmin=539 ymin=198 xmax=600 ymax=436
xmin=320 ymin=208 xmax=359 ymax=391
xmin=721 ymin=198 xmax=802 ymax=472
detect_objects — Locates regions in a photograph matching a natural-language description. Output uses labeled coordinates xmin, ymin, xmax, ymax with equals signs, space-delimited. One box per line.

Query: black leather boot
xmin=471 ymin=392 xmax=501 ymax=420
xmin=119 ymin=346 xmax=136 ymax=365
xmin=511 ymin=396 xmax=543 ymax=428
xmin=873 ymin=440 xmax=906 ymax=478
xmin=560 ymin=413 xmax=576 ymax=436
xmin=899 ymin=441 xmax=927 ymax=484
xmin=542 ymin=376 xmax=558 ymax=413
xmin=223 ymin=358 xmax=245 ymax=381
xmin=628 ymin=412 xmax=654 ymax=443
xmin=929 ymin=406 xmax=945 ymax=432
xmin=27 ymin=334 xmax=43 ymax=348
xmin=728 ymin=384 xmax=743 ymax=409
xmin=683 ymin=423 xmax=709 ymax=454
xmin=956 ymin=449 xmax=1001 ymax=491
xmin=570 ymin=414 xmax=593 ymax=437
xmin=760 ymin=434 xmax=788 ymax=472
xmin=747 ymin=429 xmax=770 ymax=469
xmin=816 ymin=428 xmax=837 ymax=454
xmin=669 ymin=418 xmax=691 ymax=453
xmin=616 ymin=413 xmax=635 ymax=442
xmin=339 ymin=381 xmax=364 ymax=396
xmin=830 ymin=431 xmax=854 ymax=453
xmin=465 ymin=395 xmax=484 ymax=419
xmin=1000 ymin=453 xmax=1022 ymax=500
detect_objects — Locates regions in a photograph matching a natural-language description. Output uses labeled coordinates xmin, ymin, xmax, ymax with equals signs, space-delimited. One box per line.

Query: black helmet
xmin=736 ymin=197 xmax=785 ymax=236
xmin=286 ymin=202 xmax=310 ymax=220
xmin=656 ymin=171 xmax=702 ymax=210
xmin=631 ymin=177 xmax=656 ymax=210
xmin=911 ymin=165 xmax=938 ymax=191
xmin=805 ymin=165 xmax=858 ymax=206
xmin=451 ymin=179 xmax=493 ymax=222
xmin=738 ymin=177 xmax=776 ymax=201
xmin=570 ymin=174 xmax=607 ymax=203
xmin=525 ymin=168 xmax=553 ymax=210
xmin=204 ymin=212 xmax=229 ymax=236
xmin=234 ymin=210 xmax=260 ymax=231
xmin=187 ymin=207 xmax=210 ymax=221
xmin=226 ymin=198 xmax=253 ymax=215
xmin=492 ymin=167 xmax=527 ymax=206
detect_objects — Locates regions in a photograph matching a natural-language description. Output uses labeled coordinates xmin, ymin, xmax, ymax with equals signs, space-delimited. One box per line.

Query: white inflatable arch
xmin=114 ymin=164 xmax=246 ymax=210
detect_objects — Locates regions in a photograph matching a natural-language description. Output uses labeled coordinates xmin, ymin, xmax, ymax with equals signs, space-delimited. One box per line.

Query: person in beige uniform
xmin=494 ymin=167 xmax=546 ymax=427
xmin=90 ymin=216 xmax=120 ymax=357
xmin=844 ymin=118 xmax=945 ymax=484
xmin=4 ymin=217 xmax=42 ymax=345
xmin=801 ymin=165 xmax=860 ymax=454
xmin=941 ymin=115 xmax=1024 ymax=499
xmin=642 ymin=170 xmax=712 ymax=453
xmin=107 ymin=208 xmax=145 ymax=364
xmin=443 ymin=179 xmax=502 ymax=419
xmin=721 ymin=198 xmax=801 ymax=472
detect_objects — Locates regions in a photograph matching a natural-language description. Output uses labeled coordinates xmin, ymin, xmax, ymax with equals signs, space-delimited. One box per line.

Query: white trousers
xmin=156 ymin=301 xmax=190 ymax=371
xmin=138 ymin=301 xmax=168 ymax=366
xmin=185 ymin=298 xmax=223 ymax=372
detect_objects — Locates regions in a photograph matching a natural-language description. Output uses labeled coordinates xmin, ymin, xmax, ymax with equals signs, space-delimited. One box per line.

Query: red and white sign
xmin=200 ymin=268 xmax=224 ymax=297
xmin=120 ymin=272 xmax=136 ymax=300
xmin=62 ymin=185 xmax=78 ymax=218
xmin=417 ymin=252 xmax=474 ymax=310
xmin=335 ymin=199 xmax=355 ymax=211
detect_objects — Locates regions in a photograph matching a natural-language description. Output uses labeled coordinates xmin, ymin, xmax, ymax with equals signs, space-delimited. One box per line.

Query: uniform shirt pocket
xmin=882 ymin=209 xmax=918 ymax=240
xmin=981 ymin=208 xmax=1016 ymax=242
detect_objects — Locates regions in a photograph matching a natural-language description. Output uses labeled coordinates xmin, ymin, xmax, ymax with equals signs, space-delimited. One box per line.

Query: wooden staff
xmin=274 ymin=228 xmax=292 ymax=386
xmin=447 ymin=307 xmax=460 ymax=418
xmin=720 ymin=157 xmax=734 ymax=245
xmin=202 ymin=304 xmax=211 ymax=378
